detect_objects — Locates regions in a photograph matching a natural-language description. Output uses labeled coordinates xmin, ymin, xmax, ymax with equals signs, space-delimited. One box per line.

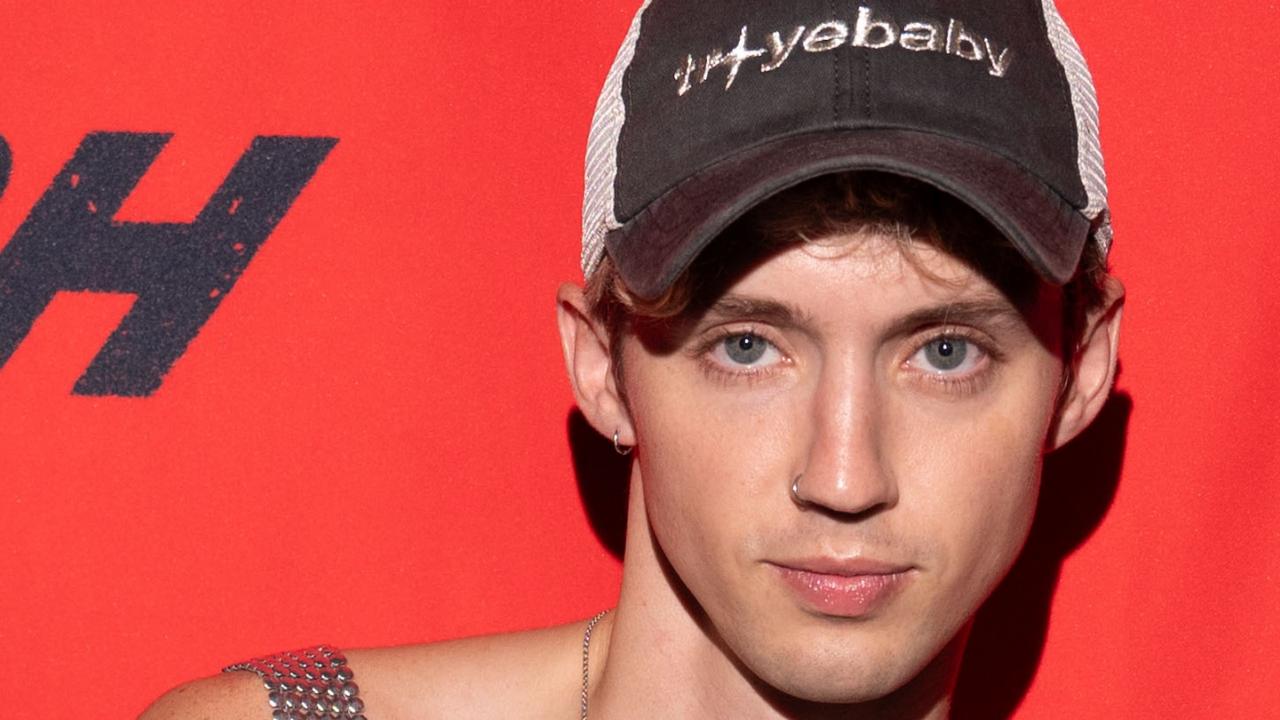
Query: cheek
xmin=894 ymin=367 xmax=1058 ymax=593
xmin=624 ymin=342 xmax=798 ymax=493
xmin=621 ymin=349 xmax=798 ymax=595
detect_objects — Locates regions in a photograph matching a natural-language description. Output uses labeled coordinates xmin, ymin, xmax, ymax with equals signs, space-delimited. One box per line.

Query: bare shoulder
xmin=139 ymin=670 xmax=268 ymax=720
xmin=352 ymin=619 xmax=594 ymax=719
xmin=139 ymin=618 xmax=599 ymax=720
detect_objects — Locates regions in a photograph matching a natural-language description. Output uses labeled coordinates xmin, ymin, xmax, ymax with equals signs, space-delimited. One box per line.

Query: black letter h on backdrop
xmin=0 ymin=133 xmax=336 ymax=396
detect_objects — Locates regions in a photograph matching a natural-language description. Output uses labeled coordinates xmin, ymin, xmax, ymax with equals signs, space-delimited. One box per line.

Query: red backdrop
xmin=0 ymin=2 xmax=1275 ymax=718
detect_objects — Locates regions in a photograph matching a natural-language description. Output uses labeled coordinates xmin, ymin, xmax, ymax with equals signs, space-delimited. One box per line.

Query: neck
xmin=587 ymin=467 xmax=963 ymax=720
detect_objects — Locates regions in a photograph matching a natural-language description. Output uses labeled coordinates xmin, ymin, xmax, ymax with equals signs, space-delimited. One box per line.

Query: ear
xmin=556 ymin=283 xmax=635 ymax=446
xmin=1049 ymin=275 xmax=1125 ymax=450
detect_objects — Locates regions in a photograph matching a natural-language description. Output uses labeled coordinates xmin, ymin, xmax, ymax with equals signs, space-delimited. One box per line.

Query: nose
xmin=793 ymin=360 xmax=899 ymax=517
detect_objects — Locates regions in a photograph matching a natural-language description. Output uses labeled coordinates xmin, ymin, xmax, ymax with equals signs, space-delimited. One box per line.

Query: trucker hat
xmin=581 ymin=0 xmax=1111 ymax=301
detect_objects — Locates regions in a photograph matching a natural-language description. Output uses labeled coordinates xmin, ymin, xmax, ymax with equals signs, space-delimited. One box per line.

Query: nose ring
xmin=790 ymin=474 xmax=809 ymax=508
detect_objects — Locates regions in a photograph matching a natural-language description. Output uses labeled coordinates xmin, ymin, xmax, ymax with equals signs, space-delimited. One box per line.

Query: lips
xmin=771 ymin=559 xmax=914 ymax=618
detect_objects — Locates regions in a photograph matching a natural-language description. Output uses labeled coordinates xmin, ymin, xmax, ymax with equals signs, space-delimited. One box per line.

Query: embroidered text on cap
xmin=675 ymin=5 xmax=1014 ymax=96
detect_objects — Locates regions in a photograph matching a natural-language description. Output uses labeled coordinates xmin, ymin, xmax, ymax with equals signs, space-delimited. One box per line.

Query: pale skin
xmin=141 ymin=230 xmax=1123 ymax=720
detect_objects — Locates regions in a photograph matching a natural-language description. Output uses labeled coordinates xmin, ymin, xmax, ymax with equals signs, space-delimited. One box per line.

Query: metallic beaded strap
xmin=223 ymin=645 xmax=366 ymax=720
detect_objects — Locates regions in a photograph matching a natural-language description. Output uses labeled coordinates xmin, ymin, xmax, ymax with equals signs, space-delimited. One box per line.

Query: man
xmin=143 ymin=0 xmax=1123 ymax=718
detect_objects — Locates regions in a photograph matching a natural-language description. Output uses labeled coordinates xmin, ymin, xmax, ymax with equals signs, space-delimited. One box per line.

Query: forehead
xmin=694 ymin=229 xmax=1042 ymax=321
xmin=638 ymin=227 xmax=1067 ymax=360
xmin=677 ymin=172 xmax=1045 ymax=314
xmin=718 ymin=234 xmax=1008 ymax=321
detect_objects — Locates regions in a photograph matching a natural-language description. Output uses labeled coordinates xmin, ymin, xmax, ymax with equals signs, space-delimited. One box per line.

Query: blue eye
xmin=924 ymin=337 xmax=966 ymax=370
xmin=724 ymin=333 xmax=770 ymax=365
xmin=915 ymin=336 xmax=980 ymax=373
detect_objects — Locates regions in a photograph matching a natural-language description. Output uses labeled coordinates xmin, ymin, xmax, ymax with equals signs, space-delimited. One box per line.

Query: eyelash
xmin=904 ymin=328 xmax=1004 ymax=396
xmin=694 ymin=326 xmax=789 ymax=384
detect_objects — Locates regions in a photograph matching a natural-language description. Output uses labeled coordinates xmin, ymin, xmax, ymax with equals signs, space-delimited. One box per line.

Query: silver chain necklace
xmin=580 ymin=609 xmax=610 ymax=720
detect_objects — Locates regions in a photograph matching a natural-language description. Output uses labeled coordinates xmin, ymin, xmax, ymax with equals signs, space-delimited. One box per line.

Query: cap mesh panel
xmin=581 ymin=0 xmax=653 ymax=277
xmin=1040 ymin=0 xmax=1113 ymax=253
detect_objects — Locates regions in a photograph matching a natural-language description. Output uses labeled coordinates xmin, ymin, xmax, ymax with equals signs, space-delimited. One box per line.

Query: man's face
xmin=619 ymin=232 xmax=1065 ymax=703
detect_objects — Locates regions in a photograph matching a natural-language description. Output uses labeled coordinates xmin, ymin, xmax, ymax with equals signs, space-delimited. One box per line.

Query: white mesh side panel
xmin=1040 ymin=0 xmax=1112 ymax=254
xmin=581 ymin=0 xmax=654 ymax=277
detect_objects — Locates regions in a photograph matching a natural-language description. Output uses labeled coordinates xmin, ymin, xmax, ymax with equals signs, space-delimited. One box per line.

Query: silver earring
xmin=613 ymin=429 xmax=633 ymax=456
xmin=790 ymin=475 xmax=811 ymax=508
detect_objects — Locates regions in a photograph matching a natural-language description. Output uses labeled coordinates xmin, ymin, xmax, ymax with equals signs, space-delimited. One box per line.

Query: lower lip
xmin=774 ymin=566 xmax=912 ymax=617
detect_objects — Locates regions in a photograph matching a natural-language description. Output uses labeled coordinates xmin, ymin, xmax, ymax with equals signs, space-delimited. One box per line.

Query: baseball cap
xmin=581 ymin=0 xmax=1111 ymax=301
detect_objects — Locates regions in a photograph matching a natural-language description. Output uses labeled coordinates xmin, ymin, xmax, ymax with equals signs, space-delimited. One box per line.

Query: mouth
xmin=769 ymin=558 xmax=915 ymax=618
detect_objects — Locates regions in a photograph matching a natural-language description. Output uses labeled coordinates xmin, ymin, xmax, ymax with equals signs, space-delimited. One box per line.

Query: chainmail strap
xmin=223 ymin=645 xmax=366 ymax=720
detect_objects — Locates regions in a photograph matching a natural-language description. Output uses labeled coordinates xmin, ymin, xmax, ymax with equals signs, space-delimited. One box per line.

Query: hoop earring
xmin=790 ymin=475 xmax=809 ymax=508
xmin=613 ymin=429 xmax=633 ymax=456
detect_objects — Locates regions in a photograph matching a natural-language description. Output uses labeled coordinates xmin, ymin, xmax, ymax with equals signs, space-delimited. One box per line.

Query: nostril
xmin=788 ymin=468 xmax=899 ymax=520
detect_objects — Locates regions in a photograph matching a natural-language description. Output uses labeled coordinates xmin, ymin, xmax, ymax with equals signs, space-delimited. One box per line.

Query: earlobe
xmin=556 ymin=283 xmax=635 ymax=446
xmin=1050 ymin=276 xmax=1125 ymax=451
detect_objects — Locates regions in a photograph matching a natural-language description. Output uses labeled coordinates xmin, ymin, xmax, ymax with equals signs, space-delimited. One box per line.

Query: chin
xmin=770 ymin=667 xmax=916 ymax=705
xmin=724 ymin=617 xmax=965 ymax=708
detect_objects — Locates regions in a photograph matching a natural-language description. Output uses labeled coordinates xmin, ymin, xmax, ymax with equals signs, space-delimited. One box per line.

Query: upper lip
xmin=768 ymin=556 xmax=914 ymax=576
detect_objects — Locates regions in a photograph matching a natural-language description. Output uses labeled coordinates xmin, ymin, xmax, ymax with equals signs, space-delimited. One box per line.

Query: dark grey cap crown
xmin=581 ymin=0 xmax=1109 ymax=300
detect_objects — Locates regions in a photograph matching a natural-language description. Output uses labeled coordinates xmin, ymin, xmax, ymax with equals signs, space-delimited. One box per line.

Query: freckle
xmin=232 ymin=242 xmax=245 ymax=253
xmin=223 ymin=273 xmax=231 ymax=280
xmin=70 ymin=173 xmax=80 ymax=188
xmin=228 ymin=197 xmax=242 ymax=215
xmin=209 ymin=288 xmax=221 ymax=298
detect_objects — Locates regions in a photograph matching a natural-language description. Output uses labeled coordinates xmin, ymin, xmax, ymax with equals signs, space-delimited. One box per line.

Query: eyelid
xmin=691 ymin=323 xmax=781 ymax=356
xmin=695 ymin=324 xmax=792 ymax=377
xmin=905 ymin=325 xmax=1004 ymax=365
xmin=901 ymin=327 xmax=1000 ymax=397
xmin=908 ymin=336 xmax=985 ymax=375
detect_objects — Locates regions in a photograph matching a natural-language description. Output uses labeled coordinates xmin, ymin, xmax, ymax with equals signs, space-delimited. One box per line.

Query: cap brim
xmin=605 ymin=128 xmax=1090 ymax=301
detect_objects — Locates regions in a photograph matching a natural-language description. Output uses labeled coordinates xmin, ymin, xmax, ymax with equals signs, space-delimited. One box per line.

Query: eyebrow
xmin=700 ymin=295 xmax=815 ymax=328
xmin=700 ymin=293 xmax=1028 ymax=336
xmin=884 ymin=299 xmax=1029 ymax=337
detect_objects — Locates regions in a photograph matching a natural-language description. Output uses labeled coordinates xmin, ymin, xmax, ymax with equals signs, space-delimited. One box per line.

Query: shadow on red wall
xmin=953 ymin=391 xmax=1131 ymax=718
xmin=568 ymin=389 xmax=1131 ymax=719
